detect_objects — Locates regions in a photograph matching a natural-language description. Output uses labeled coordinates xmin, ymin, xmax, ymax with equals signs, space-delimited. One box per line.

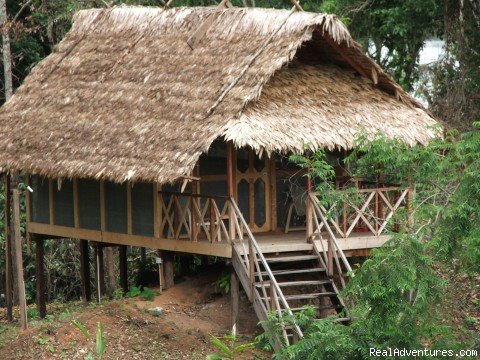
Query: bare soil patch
xmin=0 ymin=268 xmax=267 ymax=359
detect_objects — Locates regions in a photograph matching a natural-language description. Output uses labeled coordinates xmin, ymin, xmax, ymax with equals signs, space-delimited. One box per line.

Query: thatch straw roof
xmin=228 ymin=63 xmax=437 ymax=153
xmin=0 ymin=6 xmax=438 ymax=184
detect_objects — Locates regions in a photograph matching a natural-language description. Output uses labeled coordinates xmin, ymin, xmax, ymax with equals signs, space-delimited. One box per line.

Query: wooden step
xmin=259 ymin=242 xmax=313 ymax=254
xmin=285 ymin=292 xmax=337 ymax=300
xmin=260 ymin=292 xmax=337 ymax=301
xmin=264 ymin=254 xmax=318 ymax=263
xmin=256 ymin=267 xmax=326 ymax=277
xmin=254 ymin=280 xmax=332 ymax=288
xmin=290 ymin=304 xmax=343 ymax=312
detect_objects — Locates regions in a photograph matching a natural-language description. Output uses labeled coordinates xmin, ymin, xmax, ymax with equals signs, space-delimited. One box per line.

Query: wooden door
xmin=236 ymin=148 xmax=272 ymax=233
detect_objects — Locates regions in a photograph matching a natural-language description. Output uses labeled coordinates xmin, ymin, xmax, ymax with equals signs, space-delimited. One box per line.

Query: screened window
xmin=105 ymin=181 xmax=127 ymax=233
xmin=30 ymin=175 xmax=50 ymax=224
xmin=78 ymin=179 xmax=101 ymax=230
xmin=53 ymin=179 xmax=74 ymax=227
xmin=131 ymin=183 xmax=154 ymax=236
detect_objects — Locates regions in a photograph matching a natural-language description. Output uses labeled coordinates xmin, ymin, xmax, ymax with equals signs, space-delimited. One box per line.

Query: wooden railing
xmin=229 ymin=199 xmax=302 ymax=348
xmin=309 ymin=192 xmax=353 ymax=290
xmin=309 ymin=187 xmax=412 ymax=239
xmin=158 ymin=192 xmax=234 ymax=243
xmin=160 ymin=191 xmax=302 ymax=346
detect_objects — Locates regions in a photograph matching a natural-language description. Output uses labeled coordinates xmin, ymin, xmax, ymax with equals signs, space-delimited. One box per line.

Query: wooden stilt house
xmin=0 ymin=7 xmax=438 ymax=346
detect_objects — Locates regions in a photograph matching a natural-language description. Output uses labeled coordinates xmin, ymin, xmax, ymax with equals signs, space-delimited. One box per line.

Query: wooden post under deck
xmin=119 ymin=245 xmax=128 ymax=293
xmin=231 ymin=270 xmax=239 ymax=331
xmin=94 ymin=245 xmax=106 ymax=302
xmin=327 ymin=237 xmax=334 ymax=278
xmin=35 ymin=237 xmax=46 ymax=318
xmin=306 ymin=172 xmax=313 ymax=240
xmin=162 ymin=251 xmax=174 ymax=290
xmin=79 ymin=239 xmax=91 ymax=304
xmin=226 ymin=141 xmax=235 ymax=240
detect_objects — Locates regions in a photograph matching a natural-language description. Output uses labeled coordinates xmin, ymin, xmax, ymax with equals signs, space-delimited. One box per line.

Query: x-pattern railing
xmin=159 ymin=192 xmax=232 ymax=243
xmin=159 ymin=192 xmax=302 ymax=346
xmin=309 ymin=192 xmax=353 ymax=291
xmin=312 ymin=187 xmax=411 ymax=239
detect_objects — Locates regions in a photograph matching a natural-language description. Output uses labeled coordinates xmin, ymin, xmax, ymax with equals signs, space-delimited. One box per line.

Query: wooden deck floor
xmin=241 ymin=231 xmax=391 ymax=256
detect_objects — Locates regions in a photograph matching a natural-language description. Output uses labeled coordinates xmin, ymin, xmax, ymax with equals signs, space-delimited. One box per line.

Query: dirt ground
xmin=0 ymin=268 xmax=268 ymax=359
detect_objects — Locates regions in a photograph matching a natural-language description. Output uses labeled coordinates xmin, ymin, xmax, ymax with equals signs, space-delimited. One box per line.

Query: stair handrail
xmin=229 ymin=197 xmax=304 ymax=341
xmin=308 ymin=192 xmax=353 ymax=275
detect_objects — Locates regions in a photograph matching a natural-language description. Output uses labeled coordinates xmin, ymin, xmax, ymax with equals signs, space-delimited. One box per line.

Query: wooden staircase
xmin=229 ymin=198 xmax=352 ymax=350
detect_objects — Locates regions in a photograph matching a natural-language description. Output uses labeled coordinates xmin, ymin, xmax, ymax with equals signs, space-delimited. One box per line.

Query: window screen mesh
xmin=30 ymin=175 xmax=50 ymax=224
xmin=53 ymin=179 xmax=74 ymax=227
xmin=78 ymin=179 xmax=101 ymax=230
xmin=131 ymin=183 xmax=154 ymax=236
xmin=105 ymin=181 xmax=127 ymax=233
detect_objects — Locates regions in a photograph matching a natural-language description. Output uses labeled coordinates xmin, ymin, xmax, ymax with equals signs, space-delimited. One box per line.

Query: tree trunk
xmin=1 ymin=0 xmax=14 ymax=322
xmin=1 ymin=0 xmax=13 ymax=100
xmin=11 ymin=174 xmax=27 ymax=329
xmin=4 ymin=175 xmax=13 ymax=321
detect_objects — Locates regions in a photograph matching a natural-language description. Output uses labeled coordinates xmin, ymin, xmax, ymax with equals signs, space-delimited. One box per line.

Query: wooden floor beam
xmin=79 ymin=240 xmax=91 ymax=304
xmin=27 ymin=222 xmax=232 ymax=258
xmin=35 ymin=238 xmax=46 ymax=318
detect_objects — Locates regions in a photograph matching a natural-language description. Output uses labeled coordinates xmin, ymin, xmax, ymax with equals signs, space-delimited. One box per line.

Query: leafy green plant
xmin=36 ymin=336 xmax=48 ymax=345
xmin=72 ymin=319 xmax=90 ymax=340
xmin=71 ymin=320 xmax=106 ymax=359
xmin=268 ymin=128 xmax=480 ymax=358
xmin=27 ymin=307 xmax=39 ymax=319
xmin=465 ymin=316 xmax=477 ymax=327
xmin=112 ymin=288 xmax=124 ymax=300
xmin=59 ymin=308 xmax=72 ymax=320
xmin=213 ymin=271 xmax=231 ymax=294
xmin=125 ymin=286 xmax=142 ymax=298
xmin=207 ymin=326 xmax=256 ymax=360
xmin=95 ymin=323 xmax=106 ymax=359
xmin=140 ymin=287 xmax=155 ymax=301
xmin=125 ymin=285 xmax=156 ymax=301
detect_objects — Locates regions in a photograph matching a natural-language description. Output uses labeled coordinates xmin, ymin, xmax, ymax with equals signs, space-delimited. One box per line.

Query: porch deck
xmin=237 ymin=231 xmax=390 ymax=256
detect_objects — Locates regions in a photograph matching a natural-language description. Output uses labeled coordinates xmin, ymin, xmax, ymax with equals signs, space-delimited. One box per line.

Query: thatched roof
xmin=228 ymin=63 xmax=437 ymax=153
xmin=0 ymin=6 xmax=438 ymax=184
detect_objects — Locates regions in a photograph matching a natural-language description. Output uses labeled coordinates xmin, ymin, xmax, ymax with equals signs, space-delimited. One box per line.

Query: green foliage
xmin=347 ymin=127 xmax=480 ymax=272
xmin=36 ymin=336 xmax=48 ymax=345
xmin=72 ymin=320 xmax=106 ymax=359
xmin=112 ymin=288 xmax=124 ymax=300
xmin=465 ymin=316 xmax=477 ymax=327
xmin=289 ymin=147 xmax=336 ymax=206
xmin=262 ymin=238 xmax=451 ymax=359
xmin=213 ymin=271 xmax=231 ymax=294
xmin=96 ymin=322 xmax=106 ymax=359
xmin=125 ymin=286 xmax=142 ymax=298
xmin=27 ymin=307 xmax=39 ymax=319
xmin=326 ymin=0 xmax=443 ymax=90
xmin=207 ymin=328 xmax=256 ymax=360
xmin=72 ymin=319 xmax=90 ymax=340
xmin=59 ymin=308 xmax=72 ymax=320
xmin=265 ymin=129 xmax=480 ymax=358
xmin=140 ymin=287 xmax=155 ymax=301
xmin=125 ymin=285 xmax=156 ymax=301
